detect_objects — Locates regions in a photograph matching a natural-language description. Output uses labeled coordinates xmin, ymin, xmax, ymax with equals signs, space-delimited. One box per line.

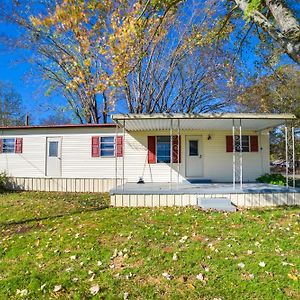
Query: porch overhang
xmin=111 ymin=113 xmax=297 ymax=132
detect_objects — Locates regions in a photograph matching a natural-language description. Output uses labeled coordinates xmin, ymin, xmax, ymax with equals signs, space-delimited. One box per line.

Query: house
xmin=0 ymin=113 xmax=299 ymax=207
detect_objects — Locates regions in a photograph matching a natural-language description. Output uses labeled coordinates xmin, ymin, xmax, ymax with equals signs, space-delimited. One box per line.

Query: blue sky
xmin=0 ymin=21 xmax=65 ymax=124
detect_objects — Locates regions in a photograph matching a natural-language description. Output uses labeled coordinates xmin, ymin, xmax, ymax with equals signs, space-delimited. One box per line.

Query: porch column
xmin=170 ymin=118 xmax=173 ymax=191
xmin=177 ymin=119 xmax=180 ymax=190
xmin=239 ymin=119 xmax=243 ymax=190
xmin=122 ymin=119 xmax=125 ymax=191
xmin=292 ymin=126 xmax=295 ymax=188
xmin=285 ymin=123 xmax=289 ymax=187
xmin=232 ymin=119 xmax=236 ymax=190
xmin=115 ymin=123 xmax=119 ymax=190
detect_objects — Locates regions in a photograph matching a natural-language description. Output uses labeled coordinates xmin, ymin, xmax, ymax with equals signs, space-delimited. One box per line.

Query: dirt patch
xmin=190 ymin=235 xmax=207 ymax=243
xmin=2 ymin=222 xmax=44 ymax=237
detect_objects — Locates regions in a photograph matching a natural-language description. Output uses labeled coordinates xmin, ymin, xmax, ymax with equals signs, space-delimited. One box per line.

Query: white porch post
xmin=285 ymin=123 xmax=289 ymax=187
xmin=177 ymin=118 xmax=180 ymax=190
xmin=115 ymin=122 xmax=119 ymax=190
xmin=239 ymin=119 xmax=243 ymax=190
xmin=232 ymin=119 xmax=236 ymax=190
xmin=170 ymin=118 xmax=173 ymax=191
xmin=292 ymin=126 xmax=295 ymax=188
xmin=122 ymin=119 xmax=125 ymax=191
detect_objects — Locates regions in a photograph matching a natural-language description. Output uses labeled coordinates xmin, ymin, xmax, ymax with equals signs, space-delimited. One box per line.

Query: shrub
xmin=0 ymin=172 xmax=9 ymax=191
xmin=256 ymin=173 xmax=286 ymax=186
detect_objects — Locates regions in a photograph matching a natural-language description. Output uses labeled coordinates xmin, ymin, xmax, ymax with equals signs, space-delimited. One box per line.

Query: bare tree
xmin=0 ymin=81 xmax=25 ymax=126
xmin=112 ymin=2 xmax=240 ymax=113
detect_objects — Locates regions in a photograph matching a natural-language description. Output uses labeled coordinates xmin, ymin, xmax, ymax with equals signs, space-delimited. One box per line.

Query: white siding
xmin=124 ymin=130 xmax=270 ymax=183
xmin=0 ymin=127 xmax=270 ymax=183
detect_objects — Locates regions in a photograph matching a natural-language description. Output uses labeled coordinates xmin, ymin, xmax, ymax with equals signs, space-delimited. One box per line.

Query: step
xmin=197 ymin=197 xmax=237 ymax=212
xmin=186 ymin=178 xmax=212 ymax=184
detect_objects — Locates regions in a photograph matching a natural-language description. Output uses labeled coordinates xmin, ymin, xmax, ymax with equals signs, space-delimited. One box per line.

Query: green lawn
xmin=0 ymin=192 xmax=299 ymax=299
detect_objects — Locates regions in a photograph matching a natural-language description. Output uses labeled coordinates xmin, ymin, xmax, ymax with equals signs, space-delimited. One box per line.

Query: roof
xmin=0 ymin=123 xmax=116 ymax=130
xmin=112 ymin=113 xmax=297 ymax=131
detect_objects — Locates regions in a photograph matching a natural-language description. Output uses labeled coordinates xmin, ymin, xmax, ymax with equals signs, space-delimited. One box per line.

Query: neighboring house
xmin=0 ymin=113 xmax=297 ymax=197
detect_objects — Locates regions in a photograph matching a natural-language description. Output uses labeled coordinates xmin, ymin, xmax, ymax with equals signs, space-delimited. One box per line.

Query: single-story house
xmin=0 ymin=113 xmax=299 ymax=207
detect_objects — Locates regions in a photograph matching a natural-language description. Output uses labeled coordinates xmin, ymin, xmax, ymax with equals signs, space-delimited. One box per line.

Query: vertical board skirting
xmin=109 ymin=192 xmax=300 ymax=207
xmin=7 ymin=177 xmax=123 ymax=193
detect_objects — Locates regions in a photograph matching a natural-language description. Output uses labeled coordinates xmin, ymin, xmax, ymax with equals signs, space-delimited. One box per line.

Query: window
xmin=49 ymin=141 xmax=59 ymax=157
xmin=189 ymin=140 xmax=198 ymax=156
xmin=156 ymin=136 xmax=171 ymax=163
xmin=100 ymin=136 xmax=115 ymax=157
xmin=235 ymin=135 xmax=250 ymax=152
xmin=3 ymin=138 xmax=15 ymax=153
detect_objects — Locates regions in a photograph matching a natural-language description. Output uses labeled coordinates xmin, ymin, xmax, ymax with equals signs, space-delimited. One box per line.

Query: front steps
xmin=186 ymin=178 xmax=212 ymax=184
xmin=197 ymin=197 xmax=237 ymax=212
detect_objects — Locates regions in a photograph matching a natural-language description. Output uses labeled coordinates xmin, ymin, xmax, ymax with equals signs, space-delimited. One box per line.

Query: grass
xmin=0 ymin=192 xmax=299 ymax=299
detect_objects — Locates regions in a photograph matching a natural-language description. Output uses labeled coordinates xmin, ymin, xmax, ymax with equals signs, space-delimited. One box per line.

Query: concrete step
xmin=186 ymin=178 xmax=212 ymax=184
xmin=197 ymin=197 xmax=237 ymax=212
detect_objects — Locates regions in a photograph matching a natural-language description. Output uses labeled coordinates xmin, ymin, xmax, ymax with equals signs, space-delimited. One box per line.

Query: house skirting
xmin=111 ymin=192 xmax=300 ymax=207
xmin=6 ymin=177 xmax=123 ymax=193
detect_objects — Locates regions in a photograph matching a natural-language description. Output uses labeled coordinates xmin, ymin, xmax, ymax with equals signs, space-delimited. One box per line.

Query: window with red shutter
xmin=91 ymin=136 xmax=100 ymax=157
xmin=148 ymin=136 xmax=156 ymax=164
xmin=15 ymin=138 xmax=23 ymax=153
xmin=172 ymin=135 xmax=181 ymax=163
xmin=226 ymin=136 xmax=233 ymax=152
xmin=116 ymin=136 xmax=123 ymax=157
xmin=250 ymin=136 xmax=259 ymax=152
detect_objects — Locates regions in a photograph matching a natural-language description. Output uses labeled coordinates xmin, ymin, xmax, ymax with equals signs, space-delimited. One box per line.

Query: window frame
xmin=189 ymin=140 xmax=198 ymax=156
xmin=48 ymin=141 xmax=59 ymax=157
xmin=234 ymin=135 xmax=250 ymax=152
xmin=2 ymin=138 xmax=15 ymax=154
xmin=156 ymin=136 xmax=171 ymax=163
xmin=100 ymin=136 xmax=115 ymax=157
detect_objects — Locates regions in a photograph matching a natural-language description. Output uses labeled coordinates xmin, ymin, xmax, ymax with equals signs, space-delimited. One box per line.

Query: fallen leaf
xmin=90 ymin=284 xmax=100 ymax=295
xmin=196 ymin=273 xmax=205 ymax=282
xmin=16 ymin=289 xmax=28 ymax=296
xmin=288 ymin=273 xmax=298 ymax=281
xmin=53 ymin=285 xmax=62 ymax=292
xmin=162 ymin=272 xmax=173 ymax=280
xmin=259 ymin=262 xmax=266 ymax=267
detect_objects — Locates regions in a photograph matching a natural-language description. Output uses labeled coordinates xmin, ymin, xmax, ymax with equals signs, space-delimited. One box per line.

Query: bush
xmin=0 ymin=172 xmax=9 ymax=191
xmin=256 ymin=173 xmax=286 ymax=186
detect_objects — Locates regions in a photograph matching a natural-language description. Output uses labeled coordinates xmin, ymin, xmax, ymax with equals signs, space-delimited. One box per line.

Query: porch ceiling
xmin=112 ymin=113 xmax=296 ymax=132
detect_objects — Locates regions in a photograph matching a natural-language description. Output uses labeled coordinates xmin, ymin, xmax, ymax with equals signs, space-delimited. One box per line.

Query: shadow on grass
xmin=1 ymin=205 xmax=110 ymax=228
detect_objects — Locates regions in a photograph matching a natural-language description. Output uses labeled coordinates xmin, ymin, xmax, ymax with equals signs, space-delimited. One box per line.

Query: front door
xmin=46 ymin=137 xmax=62 ymax=177
xmin=186 ymin=135 xmax=203 ymax=177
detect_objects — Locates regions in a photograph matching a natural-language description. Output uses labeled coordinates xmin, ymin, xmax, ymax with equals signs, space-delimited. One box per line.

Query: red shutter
xmin=91 ymin=136 xmax=100 ymax=157
xmin=172 ymin=135 xmax=181 ymax=163
xmin=226 ymin=136 xmax=233 ymax=152
xmin=0 ymin=139 xmax=2 ymax=153
xmin=15 ymin=138 xmax=23 ymax=153
xmin=148 ymin=136 xmax=156 ymax=164
xmin=116 ymin=136 xmax=123 ymax=157
xmin=250 ymin=135 xmax=259 ymax=152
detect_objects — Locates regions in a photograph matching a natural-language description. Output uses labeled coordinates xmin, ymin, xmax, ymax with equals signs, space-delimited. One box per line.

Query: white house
xmin=0 ymin=113 xmax=299 ymax=207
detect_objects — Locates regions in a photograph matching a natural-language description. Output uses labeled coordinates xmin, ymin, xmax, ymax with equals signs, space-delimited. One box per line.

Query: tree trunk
xmin=234 ymin=0 xmax=300 ymax=65
xmin=265 ymin=0 xmax=300 ymax=39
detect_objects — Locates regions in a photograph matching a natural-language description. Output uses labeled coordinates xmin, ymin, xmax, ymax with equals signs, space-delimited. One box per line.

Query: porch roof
xmin=111 ymin=113 xmax=296 ymax=132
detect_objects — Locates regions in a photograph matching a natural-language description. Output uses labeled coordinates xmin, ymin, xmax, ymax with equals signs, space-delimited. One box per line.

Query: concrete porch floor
xmin=110 ymin=182 xmax=300 ymax=195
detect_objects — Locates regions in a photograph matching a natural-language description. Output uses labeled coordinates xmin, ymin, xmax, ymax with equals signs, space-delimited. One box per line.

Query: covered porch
xmin=110 ymin=113 xmax=299 ymax=207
